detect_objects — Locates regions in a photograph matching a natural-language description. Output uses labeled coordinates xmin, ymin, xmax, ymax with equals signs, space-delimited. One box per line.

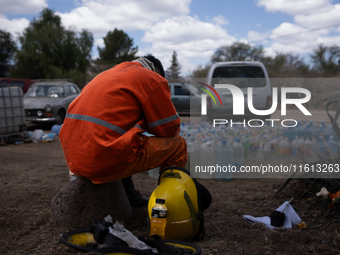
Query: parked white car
xmin=204 ymin=61 xmax=272 ymax=121
xmin=24 ymin=81 xmax=80 ymax=125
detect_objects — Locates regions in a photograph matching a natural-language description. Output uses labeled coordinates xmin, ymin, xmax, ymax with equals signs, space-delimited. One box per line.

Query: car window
xmin=212 ymin=66 xmax=266 ymax=88
xmin=174 ymin=86 xmax=190 ymax=96
xmin=64 ymin=86 xmax=71 ymax=96
xmin=70 ymin=85 xmax=78 ymax=95
xmin=47 ymin=86 xmax=64 ymax=97
xmin=25 ymin=85 xmax=65 ymax=97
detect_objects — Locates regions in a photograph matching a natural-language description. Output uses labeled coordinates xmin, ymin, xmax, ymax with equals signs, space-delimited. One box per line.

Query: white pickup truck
xmin=203 ymin=61 xmax=272 ymax=121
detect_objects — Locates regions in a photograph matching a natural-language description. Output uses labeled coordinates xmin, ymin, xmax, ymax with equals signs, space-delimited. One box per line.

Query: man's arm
xmin=142 ymin=79 xmax=180 ymax=137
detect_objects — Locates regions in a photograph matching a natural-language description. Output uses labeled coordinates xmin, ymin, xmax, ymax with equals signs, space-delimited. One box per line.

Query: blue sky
xmin=1 ymin=0 xmax=340 ymax=76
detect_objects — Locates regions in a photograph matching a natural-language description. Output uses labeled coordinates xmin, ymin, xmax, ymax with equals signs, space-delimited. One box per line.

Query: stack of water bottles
xmin=185 ymin=120 xmax=338 ymax=166
xmin=146 ymin=120 xmax=340 ymax=179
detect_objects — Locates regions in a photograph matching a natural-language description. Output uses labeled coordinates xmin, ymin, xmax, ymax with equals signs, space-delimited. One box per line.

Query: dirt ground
xmin=1 ymin=123 xmax=340 ymax=255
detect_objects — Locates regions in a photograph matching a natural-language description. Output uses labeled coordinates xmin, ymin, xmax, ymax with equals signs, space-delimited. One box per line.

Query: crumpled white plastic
xmin=242 ymin=201 xmax=302 ymax=229
xmin=104 ymin=215 xmax=158 ymax=253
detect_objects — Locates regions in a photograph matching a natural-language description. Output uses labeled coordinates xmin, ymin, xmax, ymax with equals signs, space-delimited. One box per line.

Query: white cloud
xmin=314 ymin=34 xmax=340 ymax=46
xmin=276 ymin=42 xmax=305 ymax=53
xmin=0 ymin=0 xmax=47 ymax=15
xmin=56 ymin=0 xmax=192 ymax=64
xmin=270 ymin=22 xmax=306 ymax=39
xmin=0 ymin=14 xmax=30 ymax=38
xmin=141 ymin=16 xmax=236 ymax=74
xmin=262 ymin=32 xmax=340 ymax=57
xmin=269 ymin=22 xmax=329 ymax=44
xmin=248 ymin=30 xmax=270 ymax=43
xmin=263 ymin=47 xmax=276 ymax=57
xmin=143 ymin=16 xmax=232 ymax=45
xmin=213 ymin=15 xmax=228 ymax=26
xmin=256 ymin=0 xmax=333 ymax=16
xmin=57 ymin=0 xmax=191 ymax=37
xmin=253 ymin=1 xmax=340 ymax=59
xmin=294 ymin=4 xmax=340 ymax=28
xmin=94 ymin=37 xmax=104 ymax=49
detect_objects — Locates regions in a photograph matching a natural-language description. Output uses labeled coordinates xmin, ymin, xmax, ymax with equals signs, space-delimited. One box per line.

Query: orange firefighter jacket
xmin=59 ymin=61 xmax=180 ymax=181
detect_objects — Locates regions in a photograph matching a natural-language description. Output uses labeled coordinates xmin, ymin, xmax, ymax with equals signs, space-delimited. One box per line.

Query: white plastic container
xmin=0 ymin=86 xmax=26 ymax=135
xmin=31 ymin=129 xmax=44 ymax=143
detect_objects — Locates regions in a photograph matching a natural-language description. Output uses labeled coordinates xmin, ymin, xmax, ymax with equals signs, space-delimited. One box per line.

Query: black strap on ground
xmin=146 ymin=235 xmax=183 ymax=254
xmin=90 ymin=221 xmax=128 ymax=247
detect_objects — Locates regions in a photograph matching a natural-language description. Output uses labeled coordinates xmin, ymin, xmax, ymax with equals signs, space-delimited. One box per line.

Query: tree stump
xmin=51 ymin=177 xmax=132 ymax=229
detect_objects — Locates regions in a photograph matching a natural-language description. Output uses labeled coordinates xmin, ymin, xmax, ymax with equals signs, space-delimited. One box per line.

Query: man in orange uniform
xmin=59 ymin=54 xmax=188 ymax=206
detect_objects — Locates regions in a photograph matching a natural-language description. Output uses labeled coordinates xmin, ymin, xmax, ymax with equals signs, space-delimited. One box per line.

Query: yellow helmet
xmin=148 ymin=166 xmax=212 ymax=242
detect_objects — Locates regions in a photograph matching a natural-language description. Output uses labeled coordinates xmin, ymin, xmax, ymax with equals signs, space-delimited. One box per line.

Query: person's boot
xmin=121 ymin=176 xmax=149 ymax=207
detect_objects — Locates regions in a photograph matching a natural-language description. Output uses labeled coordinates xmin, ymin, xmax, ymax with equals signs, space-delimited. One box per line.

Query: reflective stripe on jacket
xmin=59 ymin=61 xmax=180 ymax=181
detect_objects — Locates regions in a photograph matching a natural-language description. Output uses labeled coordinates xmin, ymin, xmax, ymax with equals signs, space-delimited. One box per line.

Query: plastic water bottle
xmin=40 ymin=133 xmax=55 ymax=143
xmin=232 ymin=138 xmax=244 ymax=171
xmin=256 ymin=141 xmax=264 ymax=163
xmin=248 ymin=135 xmax=259 ymax=161
xmin=318 ymin=136 xmax=328 ymax=161
xmin=278 ymin=137 xmax=291 ymax=163
xmin=322 ymin=125 xmax=334 ymax=140
xmin=270 ymin=136 xmax=278 ymax=164
xmin=310 ymin=137 xmax=319 ymax=162
xmin=214 ymin=139 xmax=233 ymax=180
xmin=185 ymin=133 xmax=192 ymax=169
xmin=148 ymin=167 xmax=160 ymax=179
xmin=227 ymin=134 xmax=234 ymax=147
xmin=189 ymin=138 xmax=201 ymax=178
xmin=199 ymin=140 xmax=215 ymax=179
xmin=290 ymin=137 xmax=300 ymax=163
xmin=327 ymin=135 xmax=338 ymax=160
xmin=150 ymin=198 xmax=167 ymax=239
xmin=302 ymin=137 xmax=312 ymax=162
xmin=263 ymin=136 xmax=272 ymax=163
xmin=241 ymin=135 xmax=250 ymax=162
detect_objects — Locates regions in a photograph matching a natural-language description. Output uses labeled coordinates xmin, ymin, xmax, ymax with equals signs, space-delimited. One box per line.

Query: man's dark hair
xmin=143 ymin=54 xmax=165 ymax=78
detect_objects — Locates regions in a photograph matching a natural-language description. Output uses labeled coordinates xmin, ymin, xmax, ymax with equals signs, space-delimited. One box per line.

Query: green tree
xmin=97 ymin=28 xmax=138 ymax=67
xmin=211 ymin=42 xmax=265 ymax=63
xmin=262 ymin=53 xmax=310 ymax=77
xmin=166 ymin=51 xmax=182 ymax=82
xmin=190 ymin=64 xmax=211 ymax=79
xmin=310 ymin=44 xmax=340 ymax=77
xmin=0 ymin=30 xmax=17 ymax=77
xmin=11 ymin=8 xmax=93 ymax=88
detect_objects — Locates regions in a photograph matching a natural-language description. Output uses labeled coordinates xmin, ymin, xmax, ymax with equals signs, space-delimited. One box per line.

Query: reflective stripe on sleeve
xmin=134 ymin=124 xmax=143 ymax=132
xmin=148 ymin=114 xmax=179 ymax=128
xmin=66 ymin=113 xmax=127 ymax=135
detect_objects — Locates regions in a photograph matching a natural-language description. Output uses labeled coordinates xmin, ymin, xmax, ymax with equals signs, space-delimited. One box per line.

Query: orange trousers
xmin=79 ymin=134 xmax=188 ymax=183
xmin=119 ymin=134 xmax=188 ymax=180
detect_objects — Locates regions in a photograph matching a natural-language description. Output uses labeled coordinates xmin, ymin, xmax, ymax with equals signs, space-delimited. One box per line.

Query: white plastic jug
xmin=31 ymin=129 xmax=44 ymax=143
